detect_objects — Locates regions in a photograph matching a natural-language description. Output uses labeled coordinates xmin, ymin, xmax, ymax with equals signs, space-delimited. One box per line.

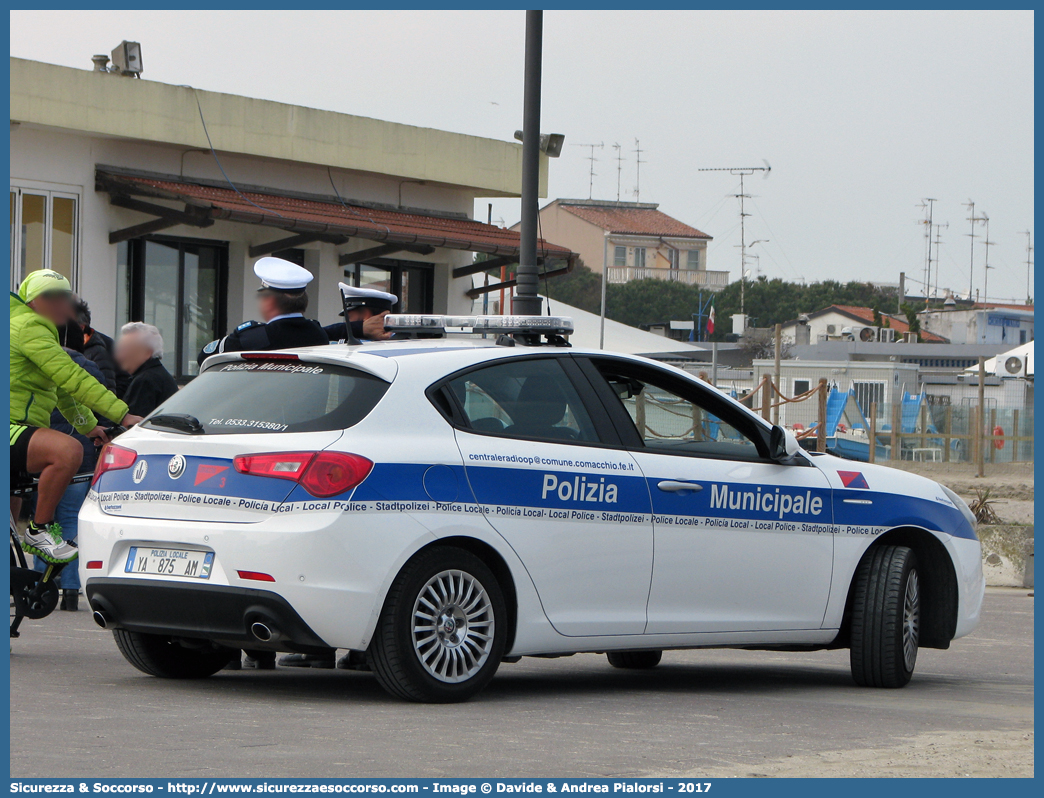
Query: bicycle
xmin=10 ymin=425 xmax=124 ymax=639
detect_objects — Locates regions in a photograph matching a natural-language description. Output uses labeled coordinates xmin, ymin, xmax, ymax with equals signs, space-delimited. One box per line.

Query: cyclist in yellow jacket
xmin=10 ymin=270 xmax=143 ymax=563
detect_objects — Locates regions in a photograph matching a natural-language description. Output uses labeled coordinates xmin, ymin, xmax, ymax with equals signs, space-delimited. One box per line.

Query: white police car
xmin=79 ymin=315 xmax=983 ymax=702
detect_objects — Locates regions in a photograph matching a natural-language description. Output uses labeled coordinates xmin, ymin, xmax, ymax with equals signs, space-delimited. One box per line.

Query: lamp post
xmin=515 ymin=10 xmax=544 ymax=317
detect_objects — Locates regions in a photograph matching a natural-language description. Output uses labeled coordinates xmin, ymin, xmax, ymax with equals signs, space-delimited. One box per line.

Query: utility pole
xmin=698 ymin=163 xmax=772 ymax=316
xmin=612 ymin=143 xmax=624 ymax=202
xmin=515 ymin=9 xmax=543 ymax=317
xmin=632 ymin=139 xmax=645 ymax=202
xmin=981 ymin=213 xmax=995 ymax=309
xmin=963 ymin=200 xmax=986 ymax=300
xmin=1022 ymin=230 xmax=1033 ymax=304
xmin=572 ymin=142 xmax=604 ymax=200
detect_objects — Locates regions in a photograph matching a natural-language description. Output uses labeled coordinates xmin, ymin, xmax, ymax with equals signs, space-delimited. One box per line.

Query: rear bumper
xmin=85 ymin=578 xmax=332 ymax=654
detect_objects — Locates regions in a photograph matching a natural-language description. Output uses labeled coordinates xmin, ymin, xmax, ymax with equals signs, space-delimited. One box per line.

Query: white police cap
xmin=338 ymin=282 xmax=398 ymax=313
xmin=254 ymin=257 xmax=314 ymax=293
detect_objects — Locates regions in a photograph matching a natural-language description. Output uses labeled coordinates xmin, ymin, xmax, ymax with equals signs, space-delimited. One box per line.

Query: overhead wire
xmin=186 ymin=87 xmax=283 ymax=219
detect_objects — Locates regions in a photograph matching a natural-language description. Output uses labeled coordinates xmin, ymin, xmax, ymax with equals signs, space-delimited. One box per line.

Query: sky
xmin=9 ymin=9 xmax=1034 ymax=302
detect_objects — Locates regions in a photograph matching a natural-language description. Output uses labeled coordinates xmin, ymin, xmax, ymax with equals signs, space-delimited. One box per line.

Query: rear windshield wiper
xmin=145 ymin=413 xmax=205 ymax=435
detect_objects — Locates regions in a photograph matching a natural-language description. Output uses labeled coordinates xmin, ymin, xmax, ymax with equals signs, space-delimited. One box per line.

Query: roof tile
xmin=101 ymin=172 xmax=574 ymax=259
xmin=560 ymin=203 xmax=711 ymax=239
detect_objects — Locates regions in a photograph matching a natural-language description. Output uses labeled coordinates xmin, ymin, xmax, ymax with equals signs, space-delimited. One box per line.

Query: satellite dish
xmin=743 ymin=269 xmax=752 ymax=279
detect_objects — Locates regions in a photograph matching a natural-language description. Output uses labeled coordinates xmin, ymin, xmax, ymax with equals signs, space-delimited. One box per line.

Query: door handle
xmin=656 ymin=480 xmax=703 ymax=493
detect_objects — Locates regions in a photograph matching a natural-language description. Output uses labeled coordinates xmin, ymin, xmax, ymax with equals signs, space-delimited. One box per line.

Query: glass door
xmin=127 ymin=237 xmax=227 ymax=382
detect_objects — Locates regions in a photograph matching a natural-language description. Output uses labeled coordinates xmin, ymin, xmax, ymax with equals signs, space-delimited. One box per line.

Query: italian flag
xmin=707 ymin=301 xmax=715 ymax=335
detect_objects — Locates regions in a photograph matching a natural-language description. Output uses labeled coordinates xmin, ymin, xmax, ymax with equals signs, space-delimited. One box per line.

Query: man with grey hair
xmin=115 ymin=322 xmax=179 ymax=417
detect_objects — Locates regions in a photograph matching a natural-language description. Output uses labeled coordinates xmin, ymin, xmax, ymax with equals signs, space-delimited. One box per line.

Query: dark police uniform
xmin=198 ymin=256 xmax=330 ymax=369
xmin=200 ymin=316 xmax=330 ymax=367
xmin=324 ymin=284 xmax=398 ymax=344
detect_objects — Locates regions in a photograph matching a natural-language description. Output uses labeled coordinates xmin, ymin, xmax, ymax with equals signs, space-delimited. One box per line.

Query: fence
xmin=730 ymin=375 xmax=1034 ymax=467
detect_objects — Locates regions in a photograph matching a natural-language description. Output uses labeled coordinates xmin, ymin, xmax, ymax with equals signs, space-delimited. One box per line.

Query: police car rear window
xmin=142 ymin=360 xmax=389 ymax=434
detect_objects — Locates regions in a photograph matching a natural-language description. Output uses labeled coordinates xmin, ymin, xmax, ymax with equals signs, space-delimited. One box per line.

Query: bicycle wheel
xmin=11 ymin=524 xmax=27 ymax=637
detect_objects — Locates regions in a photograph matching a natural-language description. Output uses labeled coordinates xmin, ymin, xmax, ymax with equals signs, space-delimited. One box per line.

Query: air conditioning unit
xmin=858 ymin=326 xmax=879 ymax=342
xmin=878 ymin=327 xmax=897 ymax=343
xmin=826 ymin=324 xmax=837 ymax=335
xmin=902 ymin=332 xmax=918 ymax=343
xmin=1002 ymin=355 xmax=1028 ymax=377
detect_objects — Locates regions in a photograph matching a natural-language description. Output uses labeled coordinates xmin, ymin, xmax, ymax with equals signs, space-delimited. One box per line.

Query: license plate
xmin=124 ymin=546 xmax=214 ymax=579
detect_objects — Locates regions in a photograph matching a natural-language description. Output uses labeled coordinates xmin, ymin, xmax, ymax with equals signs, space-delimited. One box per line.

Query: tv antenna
xmin=698 ymin=161 xmax=772 ymax=314
xmin=633 ymin=139 xmax=645 ymax=201
xmin=930 ymin=221 xmax=949 ymax=301
xmin=963 ymin=200 xmax=987 ymax=300
xmin=1022 ymin=230 xmax=1033 ymax=304
xmin=571 ymin=142 xmax=603 ymax=199
xmin=612 ymin=143 xmax=625 ymax=202
xmin=916 ymin=198 xmax=937 ymax=306
xmin=981 ymin=213 xmax=996 ymax=306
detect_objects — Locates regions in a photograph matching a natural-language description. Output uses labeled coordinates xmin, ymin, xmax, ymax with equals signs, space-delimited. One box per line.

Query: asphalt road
xmin=10 ymin=588 xmax=1033 ymax=778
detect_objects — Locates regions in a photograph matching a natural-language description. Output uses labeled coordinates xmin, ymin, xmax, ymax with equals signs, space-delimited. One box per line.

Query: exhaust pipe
xmin=250 ymin=622 xmax=275 ymax=642
xmin=93 ymin=610 xmax=110 ymax=629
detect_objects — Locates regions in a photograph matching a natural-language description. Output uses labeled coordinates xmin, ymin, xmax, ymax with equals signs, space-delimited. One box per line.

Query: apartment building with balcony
xmin=514 ymin=198 xmax=728 ymax=290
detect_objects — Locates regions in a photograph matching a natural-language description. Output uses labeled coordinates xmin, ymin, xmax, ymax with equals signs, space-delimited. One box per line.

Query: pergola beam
xmin=338 ymin=243 xmax=435 ymax=266
xmin=452 ymin=254 xmax=533 ymax=280
xmin=109 ymin=217 xmax=182 ymax=244
xmin=247 ymin=233 xmax=349 ymax=259
xmin=464 ymin=263 xmax=572 ymax=299
xmin=107 ymin=194 xmax=214 ymax=244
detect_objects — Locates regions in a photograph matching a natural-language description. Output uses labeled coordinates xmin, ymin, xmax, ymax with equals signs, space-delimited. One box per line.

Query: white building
xmin=920 ymin=304 xmax=1034 ymax=346
xmin=10 ymin=56 xmax=574 ymax=381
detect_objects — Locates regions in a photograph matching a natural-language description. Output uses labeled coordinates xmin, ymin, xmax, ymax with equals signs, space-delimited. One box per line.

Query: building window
xmin=1020 ymin=329 xmax=1027 ymax=344
xmin=9 ymin=184 xmax=80 ymax=290
xmin=613 ymin=246 xmax=626 ymax=268
xmin=687 ymin=250 xmax=701 ymax=270
xmin=668 ymin=249 xmax=680 ymax=270
xmin=634 ymin=247 xmax=646 ymax=269
xmin=123 ymin=236 xmax=228 ymax=383
xmin=852 ymin=381 xmax=886 ymax=416
xmin=793 ymin=379 xmax=810 ymax=396
xmin=344 ymin=258 xmax=433 ymax=314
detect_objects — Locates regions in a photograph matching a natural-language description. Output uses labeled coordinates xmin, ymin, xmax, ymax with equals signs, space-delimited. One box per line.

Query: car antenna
xmin=340 ymin=287 xmax=362 ymax=346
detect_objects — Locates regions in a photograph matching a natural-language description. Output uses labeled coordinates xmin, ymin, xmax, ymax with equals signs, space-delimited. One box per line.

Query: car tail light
xmin=234 ymin=452 xmax=314 ymax=482
xmin=234 ymin=451 xmax=372 ymax=498
xmin=92 ymin=444 xmax=137 ymax=486
xmin=240 ymin=352 xmax=299 ymax=361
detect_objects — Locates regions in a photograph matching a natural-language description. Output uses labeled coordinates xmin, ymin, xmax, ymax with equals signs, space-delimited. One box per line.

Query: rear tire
xmin=112 ymin=630 xmax=237 ymax=678
xmin=368 ymin=546 xmax=506 ymax=703
xmin=607 ymin=650 xmax=662 ymax=669
xmin=849 ymin=545 xmax=920 ymax=688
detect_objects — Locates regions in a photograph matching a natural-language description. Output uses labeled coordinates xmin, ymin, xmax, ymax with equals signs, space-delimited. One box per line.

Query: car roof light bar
xmin=384 ymin=315 xmax=574 ymax=336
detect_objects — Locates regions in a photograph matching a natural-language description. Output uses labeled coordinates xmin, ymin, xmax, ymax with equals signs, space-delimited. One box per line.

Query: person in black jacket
xmin=114 ymin=322 xmax=179 ymax=417
xmin=75 ymin=299 xmax=132 ymax=396
xmin=197 ymin=257 xmax=328 ymax=368
xmin=35 ymin=320 xmax=110 ymax=611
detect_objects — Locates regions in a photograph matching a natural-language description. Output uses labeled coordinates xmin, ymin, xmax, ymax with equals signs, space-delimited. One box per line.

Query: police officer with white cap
xmin=198 ymin=257 xmax=330 ymax=368
xmin=323 ymin=283 xmax=397 ymax=344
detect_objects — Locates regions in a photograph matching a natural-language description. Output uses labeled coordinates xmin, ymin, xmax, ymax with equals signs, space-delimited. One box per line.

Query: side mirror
xmin=770 ymin=425 xmax=800 ymax=461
